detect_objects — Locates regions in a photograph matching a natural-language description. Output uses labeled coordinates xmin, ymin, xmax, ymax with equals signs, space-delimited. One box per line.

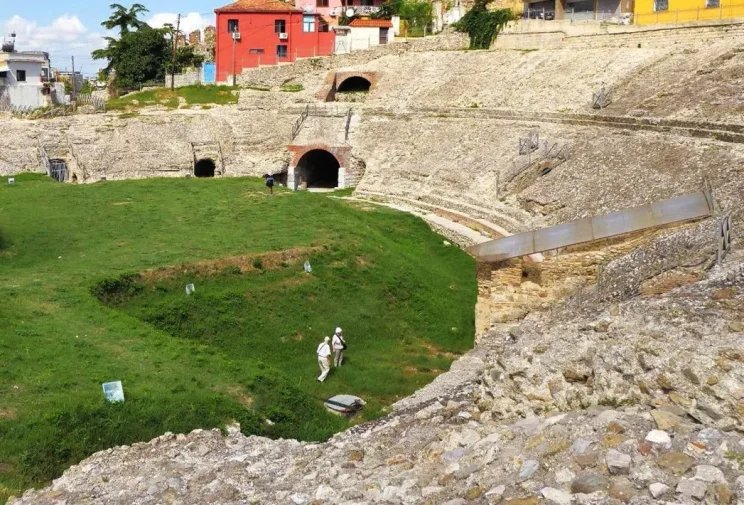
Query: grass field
xmin=107 ymin=85 xmax=240 ymax=111
xmin=0 ymin=174 xmax=476 ymax=501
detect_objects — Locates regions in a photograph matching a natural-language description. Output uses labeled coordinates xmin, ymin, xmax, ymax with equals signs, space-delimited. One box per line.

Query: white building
xmin=0 ymin=38 xmax=52 ymax=108
xmin=333 ymin=18 xmax=393 ymax=54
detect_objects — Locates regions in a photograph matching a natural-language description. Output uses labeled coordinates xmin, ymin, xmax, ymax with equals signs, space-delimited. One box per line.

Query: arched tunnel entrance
xmin=298 ymin=149 xmax=340 ymax=189
xmin=337 ymin=77 xmax=371 ymax=93
xmin=194 ymin=159 xmax=216 ymax=178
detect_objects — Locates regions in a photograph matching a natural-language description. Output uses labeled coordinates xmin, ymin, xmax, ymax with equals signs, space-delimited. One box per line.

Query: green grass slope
xmin=0 ymin=174 xmax=475 ymax=501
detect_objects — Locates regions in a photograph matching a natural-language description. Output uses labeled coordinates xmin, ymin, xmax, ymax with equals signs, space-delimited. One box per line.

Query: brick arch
xmin=288 ymin=144 xmax=352 ymax=168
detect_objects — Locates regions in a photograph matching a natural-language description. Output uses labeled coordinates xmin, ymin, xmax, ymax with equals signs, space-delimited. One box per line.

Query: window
xmin=706 ymin=0 xmax=719 ymax=7
xmin=17 ymin=70 xmax=26 ymax=82
xmin=228 ymin=19 xmax=239 ymax=33
xmin=276 ymin=44 xmax=288 ymax=58
xmin=361 ymin=0 xmax=373 ymax=5
xmin=347 ymin=0 xmax=354 ymax=4
xmin=653 ymin=0 xmax=668 ymax=10
xmin=317 ymin=0 xmax=329 ymax=6
xmin=303 ymin=15 xmax=316 ymax=32
xmin=0 ymin=71 xmax=7 ymax=78
xmin=249 ymin=48 xmax=265 ymax=54
xmin=274 ymin=20 xmax=286 ymax=34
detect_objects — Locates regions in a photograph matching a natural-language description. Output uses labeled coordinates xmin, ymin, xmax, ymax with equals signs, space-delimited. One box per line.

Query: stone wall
xmin=237 ymin=31 xmax=468 ymax=88
xmin=0 ymin=109 xmax=294 ymax=181
xmin=164 ymin=69 xmax=203 ymax=88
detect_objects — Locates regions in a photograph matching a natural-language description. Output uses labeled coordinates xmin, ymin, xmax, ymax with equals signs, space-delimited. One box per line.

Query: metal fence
xmin=49 ymin=160 xmax=68 ymax=183
xmin=290 ymin=103 xmax=354 ymax=141
xmin=522 ymin=8 xmax=623 ymax=20
xmin=75 ymin=93 xmax=106 ymax=112
xmin=0 ymin=103 xmax=34 ymax=116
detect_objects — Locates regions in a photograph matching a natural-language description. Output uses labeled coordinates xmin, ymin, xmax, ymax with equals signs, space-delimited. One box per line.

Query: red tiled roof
xmin=215 ymin=0 xmax=302 ymax=13
xmin=348 ymin=18 xmax=393 ymax=27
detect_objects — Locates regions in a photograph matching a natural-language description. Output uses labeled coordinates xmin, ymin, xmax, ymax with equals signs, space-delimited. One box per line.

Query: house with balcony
xmin=0 ymin=37 xmax=52 ymax=108
xmin=296 ymin=0 xmax=386 ymax=22
xmin=215 ymin=0 xmax=335 ymax=83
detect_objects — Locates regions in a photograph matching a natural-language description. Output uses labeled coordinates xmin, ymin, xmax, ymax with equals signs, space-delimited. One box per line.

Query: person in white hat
xmin=317 ymin=336 xmax=332 ymax=382
xmin=332 ymin=327 xmax=346 ymax=367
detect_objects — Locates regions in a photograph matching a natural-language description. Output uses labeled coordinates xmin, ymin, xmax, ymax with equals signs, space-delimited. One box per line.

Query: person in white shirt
xmin=332 ymin=327 xmax=346 ymax=367
xmin=317 ymin=336 xmax=332 ymax=382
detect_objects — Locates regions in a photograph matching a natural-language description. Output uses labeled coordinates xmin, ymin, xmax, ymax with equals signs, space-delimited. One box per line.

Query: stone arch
xmin=194 ymin=159 xmax=216 ymax=178
xmin=287 ymin=144 xmax=352 ymax=191
xmin=337 ymin=76 xmax=372 ymax=93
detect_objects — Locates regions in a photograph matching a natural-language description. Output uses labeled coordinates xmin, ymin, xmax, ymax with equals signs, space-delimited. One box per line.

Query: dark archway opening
xmin=298 ymin=149 xmax=340 ymax=189
xmin=337 ymin=76 xmax=371 ymax=93
xmin=194 ymin=159 xmax=216 ymax=178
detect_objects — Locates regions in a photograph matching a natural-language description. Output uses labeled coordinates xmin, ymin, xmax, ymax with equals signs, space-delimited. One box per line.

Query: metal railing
xmin=75 ymin=93 xmax=106 ymax=112
xmin=0 ymin=103 xmax=34 ymax=115
xmin=290 ymin=104 xmax=310 ymax=141
xmin=635 ymin=3 xmax=744 ymax=24
xmin=521 ymin=8 xmax=624 ymax=20
xmin=344 ymin=107 xmax=353 ymax=142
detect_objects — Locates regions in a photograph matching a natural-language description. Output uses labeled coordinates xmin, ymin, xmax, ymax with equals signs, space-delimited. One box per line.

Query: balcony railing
xmin=328 ymin=5 xmax=381 ymax=15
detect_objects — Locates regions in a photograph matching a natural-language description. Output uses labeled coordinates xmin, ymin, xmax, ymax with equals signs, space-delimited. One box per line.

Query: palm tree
xmin=101 ymin=3 xmax=149 ymax=35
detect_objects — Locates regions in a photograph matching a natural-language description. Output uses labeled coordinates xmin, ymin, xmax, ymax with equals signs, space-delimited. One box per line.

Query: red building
xmin=215 ymin=0 xmax=335 ymax=83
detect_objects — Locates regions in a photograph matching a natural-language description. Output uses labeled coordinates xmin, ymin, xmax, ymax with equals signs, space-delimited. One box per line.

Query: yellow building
xmin=634 ymin=0 xmax=744 ymax=24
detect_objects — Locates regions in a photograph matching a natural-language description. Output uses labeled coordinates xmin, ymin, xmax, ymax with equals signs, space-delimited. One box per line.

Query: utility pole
xmin=231 ymin=33 xmax=237 ymax=86
xmin=170 ymin=13 xmax=181 ymax=91
xmin=71 ymin=56 xmax=77 ymax=99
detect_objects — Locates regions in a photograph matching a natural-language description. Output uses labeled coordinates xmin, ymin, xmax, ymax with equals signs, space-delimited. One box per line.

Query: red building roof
xmin=348 ymin=18 xmax=393 ymax=27
xmin=215 ymin=0 xmax=302 ymax=13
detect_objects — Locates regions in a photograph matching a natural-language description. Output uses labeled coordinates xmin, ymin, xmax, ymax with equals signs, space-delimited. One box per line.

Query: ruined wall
xmin=237 ymin=31 xmax=468 ymax=89
xmin=0 ymin=109 xmax=294 ymax=181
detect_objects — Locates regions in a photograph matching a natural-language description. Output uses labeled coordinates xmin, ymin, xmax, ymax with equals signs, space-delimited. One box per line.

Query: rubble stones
xmin=571 ymin=474 xmax=610 ymax=494
xmin=657 ymin=452 xmax=696 ymax=475
xmin=519 ymin=460 xmax=539 ymax=480
xmin=650 ymin=410 xmax=684 ymax=431
xmin=541 ymin=487 xmax=573 ymax=505
xmin=608 ymin=477 xmax=636 ymax=503
xmin=645 ymin=430 xmax=672 ymax=449
xmin=676 ymin=478 xmax=707 ymax=500
xmin=648 ymin=483 xmax=670 ymax=498
xmin=605 ymin=449 xmax=632 ymax=475
xmin=692 ymin=465 xmax=725 ymax=483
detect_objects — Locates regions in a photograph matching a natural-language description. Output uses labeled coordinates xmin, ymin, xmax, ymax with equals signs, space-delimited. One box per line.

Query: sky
xmin=0 ymin=1 xmax=222 ymax=76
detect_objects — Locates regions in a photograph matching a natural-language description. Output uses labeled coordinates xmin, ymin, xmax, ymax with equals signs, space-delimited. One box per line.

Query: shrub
xmin=453 ymin=0 xmax=515 ymax=49
xmin=252 ymin=257 xmax=264 ymax=270
xmin=90 ymin=273 xmax=144 ymax=304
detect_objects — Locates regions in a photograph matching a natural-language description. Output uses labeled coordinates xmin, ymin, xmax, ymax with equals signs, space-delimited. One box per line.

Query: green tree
xmin=164 ymin=46 xmax=206 ymax=74
xmin=114 ymin=26 xmax=170 ymax=91
xmin=102 ymin=3 xmax=149 ymax=34
xmin=453 ymin=0 xmax=515 ymax=49
xmin=399 ymin=0 xmax=433 ymax=35
xmin=92 ymin=4 xmax=171 ymax=92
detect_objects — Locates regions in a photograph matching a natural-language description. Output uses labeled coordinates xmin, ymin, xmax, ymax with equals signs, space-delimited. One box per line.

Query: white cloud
xmin=147 ymin=12 xmax=213 ymax=40
xmin=1 ymin=14 xmax=107 ymax=74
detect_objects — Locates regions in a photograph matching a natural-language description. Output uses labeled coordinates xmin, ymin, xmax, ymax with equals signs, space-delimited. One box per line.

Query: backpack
xmin=341 ymin=336 xmax=347 ymax=350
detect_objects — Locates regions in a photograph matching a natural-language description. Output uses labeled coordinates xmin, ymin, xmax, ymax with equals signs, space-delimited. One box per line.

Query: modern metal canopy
xmin=468 ymin=191 xmax=714 ymax=262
